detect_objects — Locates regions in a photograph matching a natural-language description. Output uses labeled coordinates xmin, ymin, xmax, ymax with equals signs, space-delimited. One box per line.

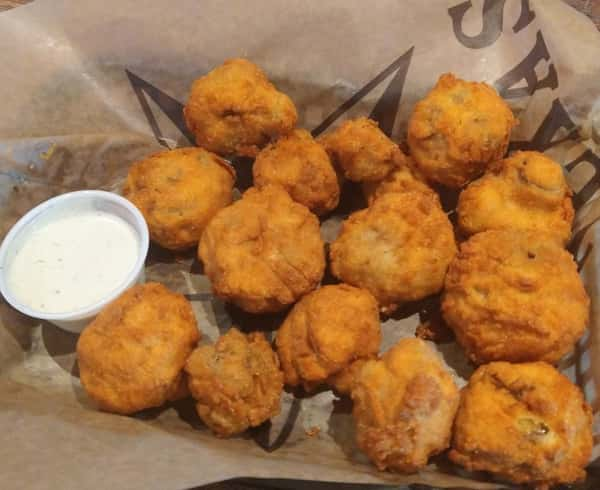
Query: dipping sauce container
xmin=0 ymin=190 xmax=149 ymax=333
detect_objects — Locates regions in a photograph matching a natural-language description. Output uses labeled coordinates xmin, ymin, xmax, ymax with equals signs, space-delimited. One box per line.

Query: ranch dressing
xmin=6 ymin=209 xmax=139 ymax=313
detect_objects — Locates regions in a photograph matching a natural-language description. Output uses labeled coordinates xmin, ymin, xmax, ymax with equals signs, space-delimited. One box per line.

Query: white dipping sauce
xmin=6 ymin=209 xmax=139 ymax=313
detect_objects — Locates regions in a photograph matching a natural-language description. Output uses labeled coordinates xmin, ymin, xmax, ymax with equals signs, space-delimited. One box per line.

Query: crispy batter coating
xmin=408 ymin=73 xmax=515 ymax=188
xmin=199 ymin=185 xmax=325 ymax=313
xmin=123 ymin=147 xmax=235 ymax=250
xmin=185 ymin=328 xmax=283 ymax=437
xmin=450 ymin=362 xmax=592 ymax=489
xmin=183 ymin=58 xmax=297 ymax=157
xmin=351 ymin=338 xmax=459 ymax=472
xmin=275 ymin=284 xmax=381 ymax=392
xmin=77 ymin=283 xmax=200 ymax=414
xmin=330 ymin=191 xmax=457 ymax=313
xmin=362 ymin=157 xmax=438 ymax=206
xmin=442 ymin=230 xmax=589 ymax=364
xmin=319 ymin=117 xmax=404 ymax=182
xmin=457 ymin=151 xmax=574 ymax=244
xmin=253 ymin=129 xmax=340 ymax=215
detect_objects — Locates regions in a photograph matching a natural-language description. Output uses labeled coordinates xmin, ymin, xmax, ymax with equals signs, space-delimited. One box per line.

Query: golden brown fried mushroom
xmin=330 ymin=191 xmax=457 ymax=313
xmin=408 ymin=73 xmax=515 ymax=188
xmin=275 ymin=284 xmax=381 ymax=393
xmin=442 ymin=229 xmax=589 ymax=364
xmin=185 ymin=328 xmax=283 ymax=437
xmin=123 ymin=147 xmax=235 ymax=250
xmin=361 ymin=157 xmax=438 ymax=206
xmin=199 ymin=185 xmax=325 ymax=313
xmin=183 ymin=58 xmax=297 ymax=157
xmin=457 ymin=151 xmax=574 ymax=244
xmin=319 ymin=117 xmax=404 ymax=182
xmin=351 ymin=338 xmax=459 ymax=472
xmin=450 ymin=362 xmax=592 ymax=490
xmin=77 ymin=283 xmax=200 ymax=414
xmin=253 ymin=129 xmax=340 ymax=215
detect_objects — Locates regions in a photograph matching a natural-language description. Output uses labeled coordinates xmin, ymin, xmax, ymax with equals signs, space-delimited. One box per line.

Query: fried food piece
xmin=442 ymin=230 xmax=589 ymax=364
xmin=199 ymin=185 xmax=325 ymax=313
xmin=185 ymin=328 xmax=283 ymax=437
xmin=457 ymin=151 xmax=574 ymax=244
xmin=319 ymin=117 xmax=404 ymax=182
xmin=362 ymin=157 xmax=438 ymax=206
xmin=450 ymin=362 xmax=592 ymax=489
xmin=183 ymin=58 xmax=297 ymax=157
xmin=123 ymin=147 xmax=235 ymax=250
xmin=253 ymin=129 xmax=340 ymax=215
xmin=77 ymin=283 xmax=200 ymax=414
xmin=275 ymin=284 xmax=381 ymax=392
xmin=408 ymin=73 xmax=515 ymax=188
xmin=351 ymin=338 xmax=459 ymax=472
xmin=330 ymin=191 xmax=457 ymax=313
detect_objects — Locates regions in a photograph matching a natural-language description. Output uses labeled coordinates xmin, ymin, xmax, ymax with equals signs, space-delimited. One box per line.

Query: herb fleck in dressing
xmin=7 ymin=210 xmax=139 ymax=313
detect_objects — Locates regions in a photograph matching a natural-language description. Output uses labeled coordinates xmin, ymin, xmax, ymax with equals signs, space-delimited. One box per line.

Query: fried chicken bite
xmin=199 ymin=185 xmax=325 ymax=313
xmin=330 ymin=191 xmax=457 ymax=313
xmin=361 ymin=157 xmax=438 ymax=206
xmin=351 ymin=338 xmax=459 ymax=472
xmin=123 ymin=147 xmax=235 ymax=250
xmin=442 ymin=230 xmax=589 ymax=364
xmin=408 ymin=73 xmax=515 ymax=188
xmin=185 ymin=328 xmax=283 ymax=437
xmin=319 ymin=117 xmax=404 ymax=182
xmin=253 ymin=129 xmax=340 ymax=215
xmin=183 ymin=58 xmax=297 ymax=157
xmin=457 ymin=151 xmax=574 ymax=244
xmin=450 ymin=362 xmax=592 ymax=490
xmin=275 ymin=284 xmax=381 ymax=393
xmin=77 ymin=283 xmax=200 ymax=414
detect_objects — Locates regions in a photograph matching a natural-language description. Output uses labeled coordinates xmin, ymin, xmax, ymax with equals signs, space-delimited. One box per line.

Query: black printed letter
xmin=494 ymin=31 xmax=558 ymax=99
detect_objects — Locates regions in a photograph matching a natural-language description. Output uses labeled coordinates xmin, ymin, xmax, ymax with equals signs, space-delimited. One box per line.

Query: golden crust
xmin=77 ymin=283 xmax=200 ymax=414
xmin=351 ymin=338 xmax=459 ymax=472
xmin=408 ymin=73 xmax=515 ymax=188
xmin=185 ymin=328 xmax=283 ymax=437
xmin=442 ymin=230 xmax=589 ymax=364
xmin=330 ymin=191 xmax=457 ymax=312
xmin=123 ymin=147 xmax=235 ymax=250
xmin=198 ymin=185 xmax=325 ymax=313
xmin=457 ymin=151 xmax=574 ymax=244
xmin=275 ymin=284 xmax=381 ymax=392
xmin=319 ymin=117 xmax=404 ymax=182
xmin=253 ymin=129 xmax=340 ymax=215
xmin=450 ymin=362 xmax=592 ymax=489
xmin=362 ymin=157 xmax=439 ymax=206
xmin=183 ymin=58 xmax=297 ymax=157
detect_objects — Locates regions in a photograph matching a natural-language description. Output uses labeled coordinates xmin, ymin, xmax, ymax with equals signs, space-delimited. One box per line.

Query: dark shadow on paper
xmin=327 ymin=396 xmax=356 ymax=459
xmin=41 ymin=321 xmax=79 ymax=374
xmin=0 ymin=301 xmax=36 ymax=353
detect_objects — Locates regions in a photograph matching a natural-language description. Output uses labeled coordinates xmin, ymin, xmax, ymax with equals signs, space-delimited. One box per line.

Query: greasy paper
xmin=1 ymin=0 xmax=600 ymax=489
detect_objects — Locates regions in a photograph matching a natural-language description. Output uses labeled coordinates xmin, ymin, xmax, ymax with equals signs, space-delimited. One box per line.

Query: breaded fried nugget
xmin=199 ymin=185 xmax=325 ymax=313
xmin=362 ymin=157 xmax=438 ymax=206
xmin=408 ymin=73 xmax=515 ymax=188
xmin=184 ymin=58 xmax=297 ymax=157
xmin=458 ymin=151 xmax=574 ymax=244
xmin=450 ymin=362 xmax=592 ymax=489
xmin=253 ymin=129 xmax=340 ymax=215
xmin=442 ymin=230 xmax=589 ymax=364
xmin=123 ymin=147 xmax=235 ymax=250
xmin=319 ymin=117 xmax=404 ymax=182
xmin=77 ymin=283 xmax=200 ymax=414
xmin=275 ymin=284 xmax=381 ymax=393
xmin=330 ymin=191 xmax=457 ymax=313
xmin=351 ymin=338 xmax=459 ymax=472
xmin=185 ymin=328 xmax=283 ymax=437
